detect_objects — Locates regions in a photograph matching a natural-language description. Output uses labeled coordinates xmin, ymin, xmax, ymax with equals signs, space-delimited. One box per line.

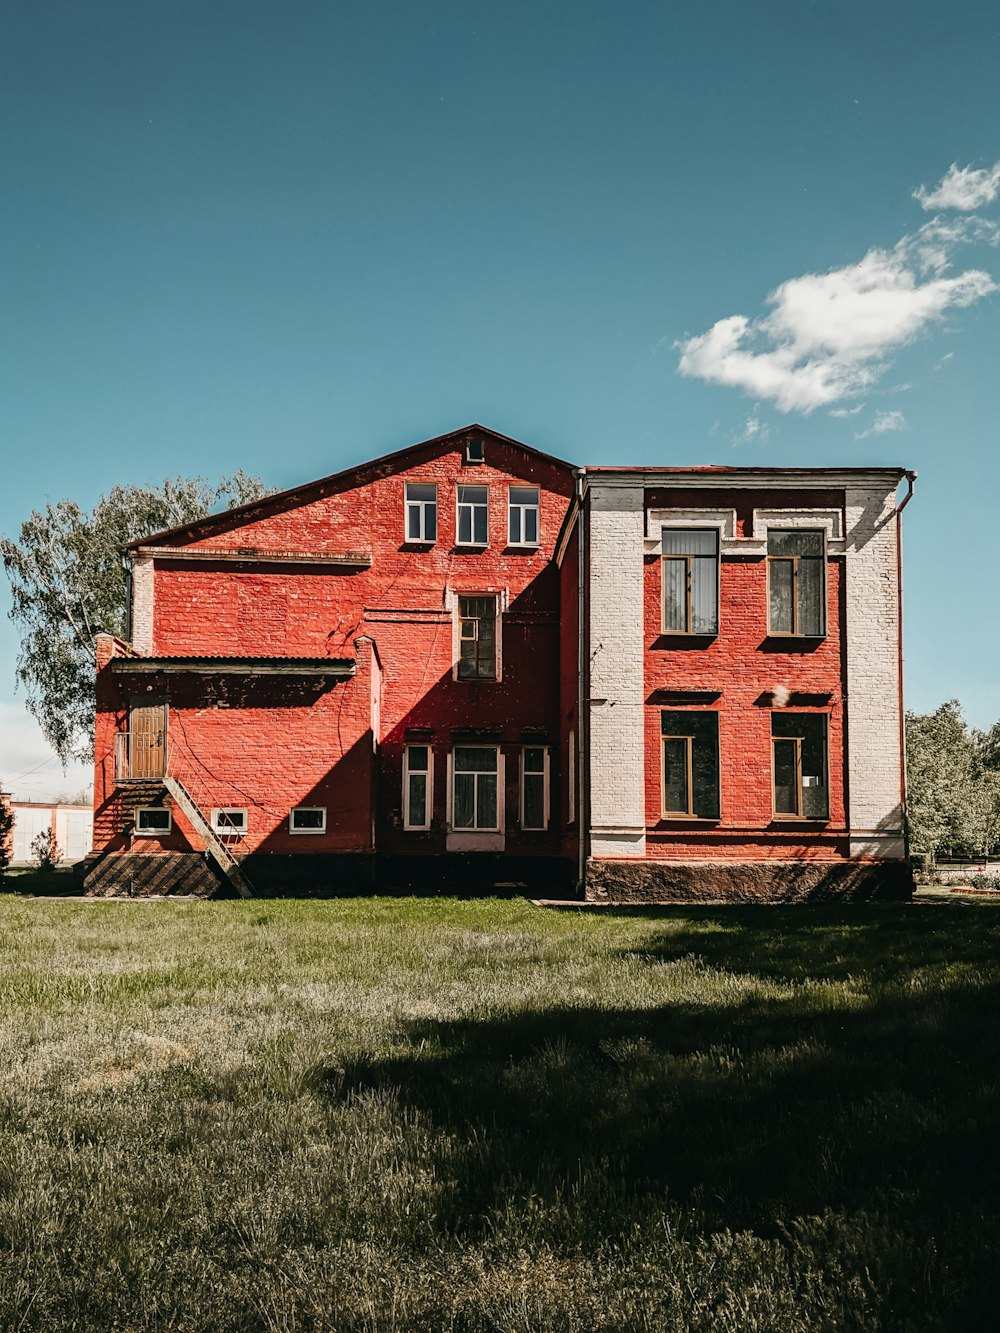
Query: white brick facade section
xmin=587 ymin=483 xmax=646 ymax=858
xmin=844 ymin=485 xmax=905 ymax=859
xmin=131 ymin=556 xmax=154 ymax=654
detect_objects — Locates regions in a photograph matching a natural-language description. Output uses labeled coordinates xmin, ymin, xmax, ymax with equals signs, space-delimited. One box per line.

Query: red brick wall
xmin=642 ymin=488 xmax=849 ymax=862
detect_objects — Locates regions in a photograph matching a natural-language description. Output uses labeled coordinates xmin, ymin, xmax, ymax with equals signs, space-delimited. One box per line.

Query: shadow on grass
xmin=0 ymin=866 xmax=82 ymax=896
xmin=329 ymin=907 xmax=1000 ymax=1325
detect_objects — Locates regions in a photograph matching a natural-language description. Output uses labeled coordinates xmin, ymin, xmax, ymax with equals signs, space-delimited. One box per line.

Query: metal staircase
xmin=163 ymin=771 xmax=254 ymax=899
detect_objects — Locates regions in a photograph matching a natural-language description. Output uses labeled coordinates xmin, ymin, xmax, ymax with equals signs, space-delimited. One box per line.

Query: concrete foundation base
xmin=585 ymin=858 xmax=914 ymax=903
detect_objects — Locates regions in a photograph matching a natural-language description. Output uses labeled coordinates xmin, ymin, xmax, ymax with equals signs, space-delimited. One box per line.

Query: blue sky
xmin=2 ymin=0 xmax=999 ymax=798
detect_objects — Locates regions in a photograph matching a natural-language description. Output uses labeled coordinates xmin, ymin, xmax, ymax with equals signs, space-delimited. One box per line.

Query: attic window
xmin=465 ymin=437 xmax=485 ymax=465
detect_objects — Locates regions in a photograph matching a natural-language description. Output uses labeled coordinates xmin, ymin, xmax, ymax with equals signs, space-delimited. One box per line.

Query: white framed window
xmin=211 ymin=808 xmax=248 ymax=835
xmin=403 ymin=744 xmax=433 ymax=830
xmin=404 ymin=482 xmax=437 ymax=543
xmin=508 ymin=486 xmax=540 ymax=546
xmin=289 ymin=806 xmax=326 ymax=835
xmin=520 ymin=746 xmax=550 ymax=830
xmin=465 ymin=436 xmax=485 ymax=464
xmin=135 ymin=806 xmax=171 ymax=836
xmin=457 ymin=595 xmax=499 ymax=680
xmin=449 ymin=746 xmax=501 ymax=831
xmin=567 ymin=730 xmax=576 ymax=824
xmin=456 ymin=485 xmax=488 ymax=545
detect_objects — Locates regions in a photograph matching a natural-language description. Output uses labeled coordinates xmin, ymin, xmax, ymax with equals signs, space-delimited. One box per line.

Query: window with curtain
xmin=661 ymin=529 xmax=719 ymax=634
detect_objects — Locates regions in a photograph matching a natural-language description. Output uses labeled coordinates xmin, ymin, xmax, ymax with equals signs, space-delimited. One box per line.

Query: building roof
xmin=125 ymin=424 xmax=576 ymax=552
xmin=108 ymin=655 xmax=356 ymax=676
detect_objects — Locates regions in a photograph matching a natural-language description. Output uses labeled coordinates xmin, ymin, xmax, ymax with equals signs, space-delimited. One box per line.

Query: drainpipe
xmin=574 ymin=468 xmax=587 ymax=896
xmin=121 ymin=551 xmax=134 ymax=645
xmin=895 ymin=471 xmax=917 ymax=858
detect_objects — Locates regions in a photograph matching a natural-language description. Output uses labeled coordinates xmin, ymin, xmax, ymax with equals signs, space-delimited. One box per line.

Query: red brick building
xmin=86 ymin=426 xmax=914 ymax=900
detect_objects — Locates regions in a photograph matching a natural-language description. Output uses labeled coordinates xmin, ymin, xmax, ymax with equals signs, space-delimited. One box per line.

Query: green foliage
xmin=29 ymin=828 xmax=62 ymax=872
xmin=0 ymin=793 xmax=12 ymax=877
xmin=0 ymin=897 xmax=998 ymax=1330
xmin=1 ymin=472 xmax=272 ymax=762
xmin=906 ymin=700 xmax=1000 ymax=858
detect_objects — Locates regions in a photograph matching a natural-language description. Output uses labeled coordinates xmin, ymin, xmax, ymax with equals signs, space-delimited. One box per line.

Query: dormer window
xmin=465 ymin=436 xmax=485 ymax=464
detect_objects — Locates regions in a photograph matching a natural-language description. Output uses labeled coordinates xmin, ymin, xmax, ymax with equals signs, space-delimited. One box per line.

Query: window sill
xmin=454 ymin=543 xmax=488 ymax=551
xmin=505 ymin=543 xmax=541 ymax=552
xmin=657 ymin=816 xmax=721 ymax=825
xmin=769 ymin=816 xmax=830 ymax=825
xmin=289 ymin=829 xmax=327 ymax=836
xmin=765 ymin=633 xmax=827 ymax=641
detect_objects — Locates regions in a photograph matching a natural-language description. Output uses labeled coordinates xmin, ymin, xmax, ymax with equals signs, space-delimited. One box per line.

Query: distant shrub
xmin=30 ymin=828 xmax=62 ymax=872
xmin=0 ymin=793 xmax=12 ymax=878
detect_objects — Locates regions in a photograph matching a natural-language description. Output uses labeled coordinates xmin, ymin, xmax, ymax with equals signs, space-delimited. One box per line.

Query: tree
xmin=906 ymin=700 xmax=1000 ymax=860
xmin=0 ymin=792 xmax=12 ymax=879
xmin=1 ymin=472 xmax=272 ymax=763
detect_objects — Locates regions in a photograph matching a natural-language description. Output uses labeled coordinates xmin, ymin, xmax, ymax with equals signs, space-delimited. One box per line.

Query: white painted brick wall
xmin=587 ymin=484 xmax=646 ymax=858
xmin=844 ymin=486 xmax=905 ymax=858
xmin=131 ymin=556 xmax=154 ymax=654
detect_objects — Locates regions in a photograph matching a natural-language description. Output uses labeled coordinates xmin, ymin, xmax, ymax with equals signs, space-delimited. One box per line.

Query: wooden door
xmin=129 ymin=701 xmax=167 ymax=779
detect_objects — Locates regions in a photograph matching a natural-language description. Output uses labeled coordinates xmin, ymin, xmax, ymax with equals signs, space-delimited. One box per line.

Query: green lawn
xmin=0 ymin=895 xmax=997 ymax=1331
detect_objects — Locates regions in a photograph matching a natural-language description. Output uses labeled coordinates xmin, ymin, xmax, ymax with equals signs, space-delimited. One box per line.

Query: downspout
xmin=574 ymin=468 xmax=587 ymax=895
xmin=894 ymin=471 xmax=917 ymax=858
xmin=121 ymin=551 xmax=134 ymax=645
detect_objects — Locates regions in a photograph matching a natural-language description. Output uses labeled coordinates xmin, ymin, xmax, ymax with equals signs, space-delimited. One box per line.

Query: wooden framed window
xmin=661 ymin=529 xmax=719 ymax=634
xmin=404 ymin=483 xmax=437 ymax=543
xmin=403 ymin=745 xmax=433 ymax=830
xmin=458 ymin=595 xmax=498 ymax=680
xmin=289 ymin=807 xmax=326 ymax=835
xmin=661 ymin=711 xmax=720 ymax=819
xmin=456 ymin=485 xmax=489 ymax=545
xmin=508 ymin=487 xmax=540 ymax=546
xmin=135 ymin=806 xmax=171 ymax=836
xmin=450 ymin=746 xmax=500 ymax=831
xmin=767 ymin=530 xmax=826 ymax=636
xmin=771 ymin=713 xmax=829 ymax=819
xmin=520 ymin=746 xmax=550 ymax=830
xmin=211 ymin=808 xmax=247 ymax=835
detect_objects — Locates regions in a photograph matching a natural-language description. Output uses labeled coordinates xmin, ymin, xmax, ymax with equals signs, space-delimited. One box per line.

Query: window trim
xmin=289 ymin=806 xmax=327 ymax=835
xmin=135 ymin=806 xmax=172 ymax=836
xmin=520 ymin=745 xmax=550 ymax=830
xmin=404 ymin=482 xmax=438 ymax=545
xmin=766 ymin=528 xmax=827 ymax=638
xmin=403 ymin=744 xmax=434 ymax=831
xmin=456 ymin=484 xmax=489 ymax=547
xmin=567 ymin=729 xmax=576 ymax=825
xmin=660 ymin=528 xmax=720 ymax=636
xmin=770 ymin=713 xmax=829 ymax=821
xmin=507 ymin=486 xmax=541 ymax=548
xmin=210 ymin=807 xmax=248 ymax=835
xmin=660 ymin=710 xmax=721 ymax=821
xmin=447 ymin=745 xmax=503 ymax=833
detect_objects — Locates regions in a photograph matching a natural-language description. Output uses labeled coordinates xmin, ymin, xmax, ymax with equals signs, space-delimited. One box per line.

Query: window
xmin=457 ymin=485 xmax=488 ymax=545
xmin=458 ymin=595 xmax=498 ymax=680
xmin=403 ymin=745 xmax=433 ymax=830
xmin=135 ymin=806 xmax=171 ymax=835
xmin=520 ymin=746 xmax=550 ymax=830
xmin=211 ymin=808 xmax=247 ymax=835
xmin=508 ymin=486 xmax=540 ymax=546
xmin=405 ymin=483 xmax=437 ymax=543
xmin=772 ymin=713 xmax=828 ymax=819
xmin=661 ymin=712 xmax=720 ymax=819
xmin=289 ymin=806 xmax=326 ymax=834
xmin=662 ymin=529 xmax=719 ymax=634
xmin=465 ymin=436 xmax=485 ymax=464
xmin=767 ymin=530 xmax=826 ymax=636
xmin=568 ymin=729 xmax=576 ymax=824
xmin=452 ymin=746 xmax=500 ymax=831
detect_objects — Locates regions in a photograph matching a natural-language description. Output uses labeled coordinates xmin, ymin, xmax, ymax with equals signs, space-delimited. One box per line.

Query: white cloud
xmin=0 ymin=703 xmax=91 ymax=802
xmin=676 ymin=215 xmax=998 ymax=413
xmin=829 ymin=403 xmax=865 ymax=417
xmin=854 ymin=409 xmax=907 ymax=440
xmin=915 ymin=160 xmax=1000 ymax=212
xmin=732 ymin=412 xmax=769 ymax=446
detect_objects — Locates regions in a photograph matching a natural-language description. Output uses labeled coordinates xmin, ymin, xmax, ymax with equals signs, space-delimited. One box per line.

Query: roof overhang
xmin=109 ymin=657 xmax=356 ymax=678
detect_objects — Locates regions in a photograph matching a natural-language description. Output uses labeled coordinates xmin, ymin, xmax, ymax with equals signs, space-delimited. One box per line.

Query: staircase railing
xmin=162 ymin=746 xmax=254 ymax=898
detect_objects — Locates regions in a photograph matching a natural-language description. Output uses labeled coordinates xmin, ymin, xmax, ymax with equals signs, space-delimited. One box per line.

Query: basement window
xmin=403 ymin=745 xmax=433 ymax=830
xmin=662 ymin=529 xmax=719 ymax=635
xmin=508 ymin=486 xmax=540 ymax=546
xmin=405 ymin=483 xmax=437 ymax=543
xmin=456 ymin=485 xmax=489 ymax=545
xmin=661 ymin=711 xmax=720 ymax=819
xmin=767 ymin=529 xmax=826 ymax=636
xmin=772 ymin=713 xmax=829 ymax=820
xmin=211 ymin=808 xmax=248 ymax=835
xmin=289 ymin=807 xmax=327 ymax=835
xmin=135 ymin=806 xmax=171 ymax=836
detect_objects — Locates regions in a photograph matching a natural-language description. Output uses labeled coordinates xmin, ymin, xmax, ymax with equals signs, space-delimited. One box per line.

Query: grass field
xmin=0 ymin=895 xmax=998 ymax=1331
